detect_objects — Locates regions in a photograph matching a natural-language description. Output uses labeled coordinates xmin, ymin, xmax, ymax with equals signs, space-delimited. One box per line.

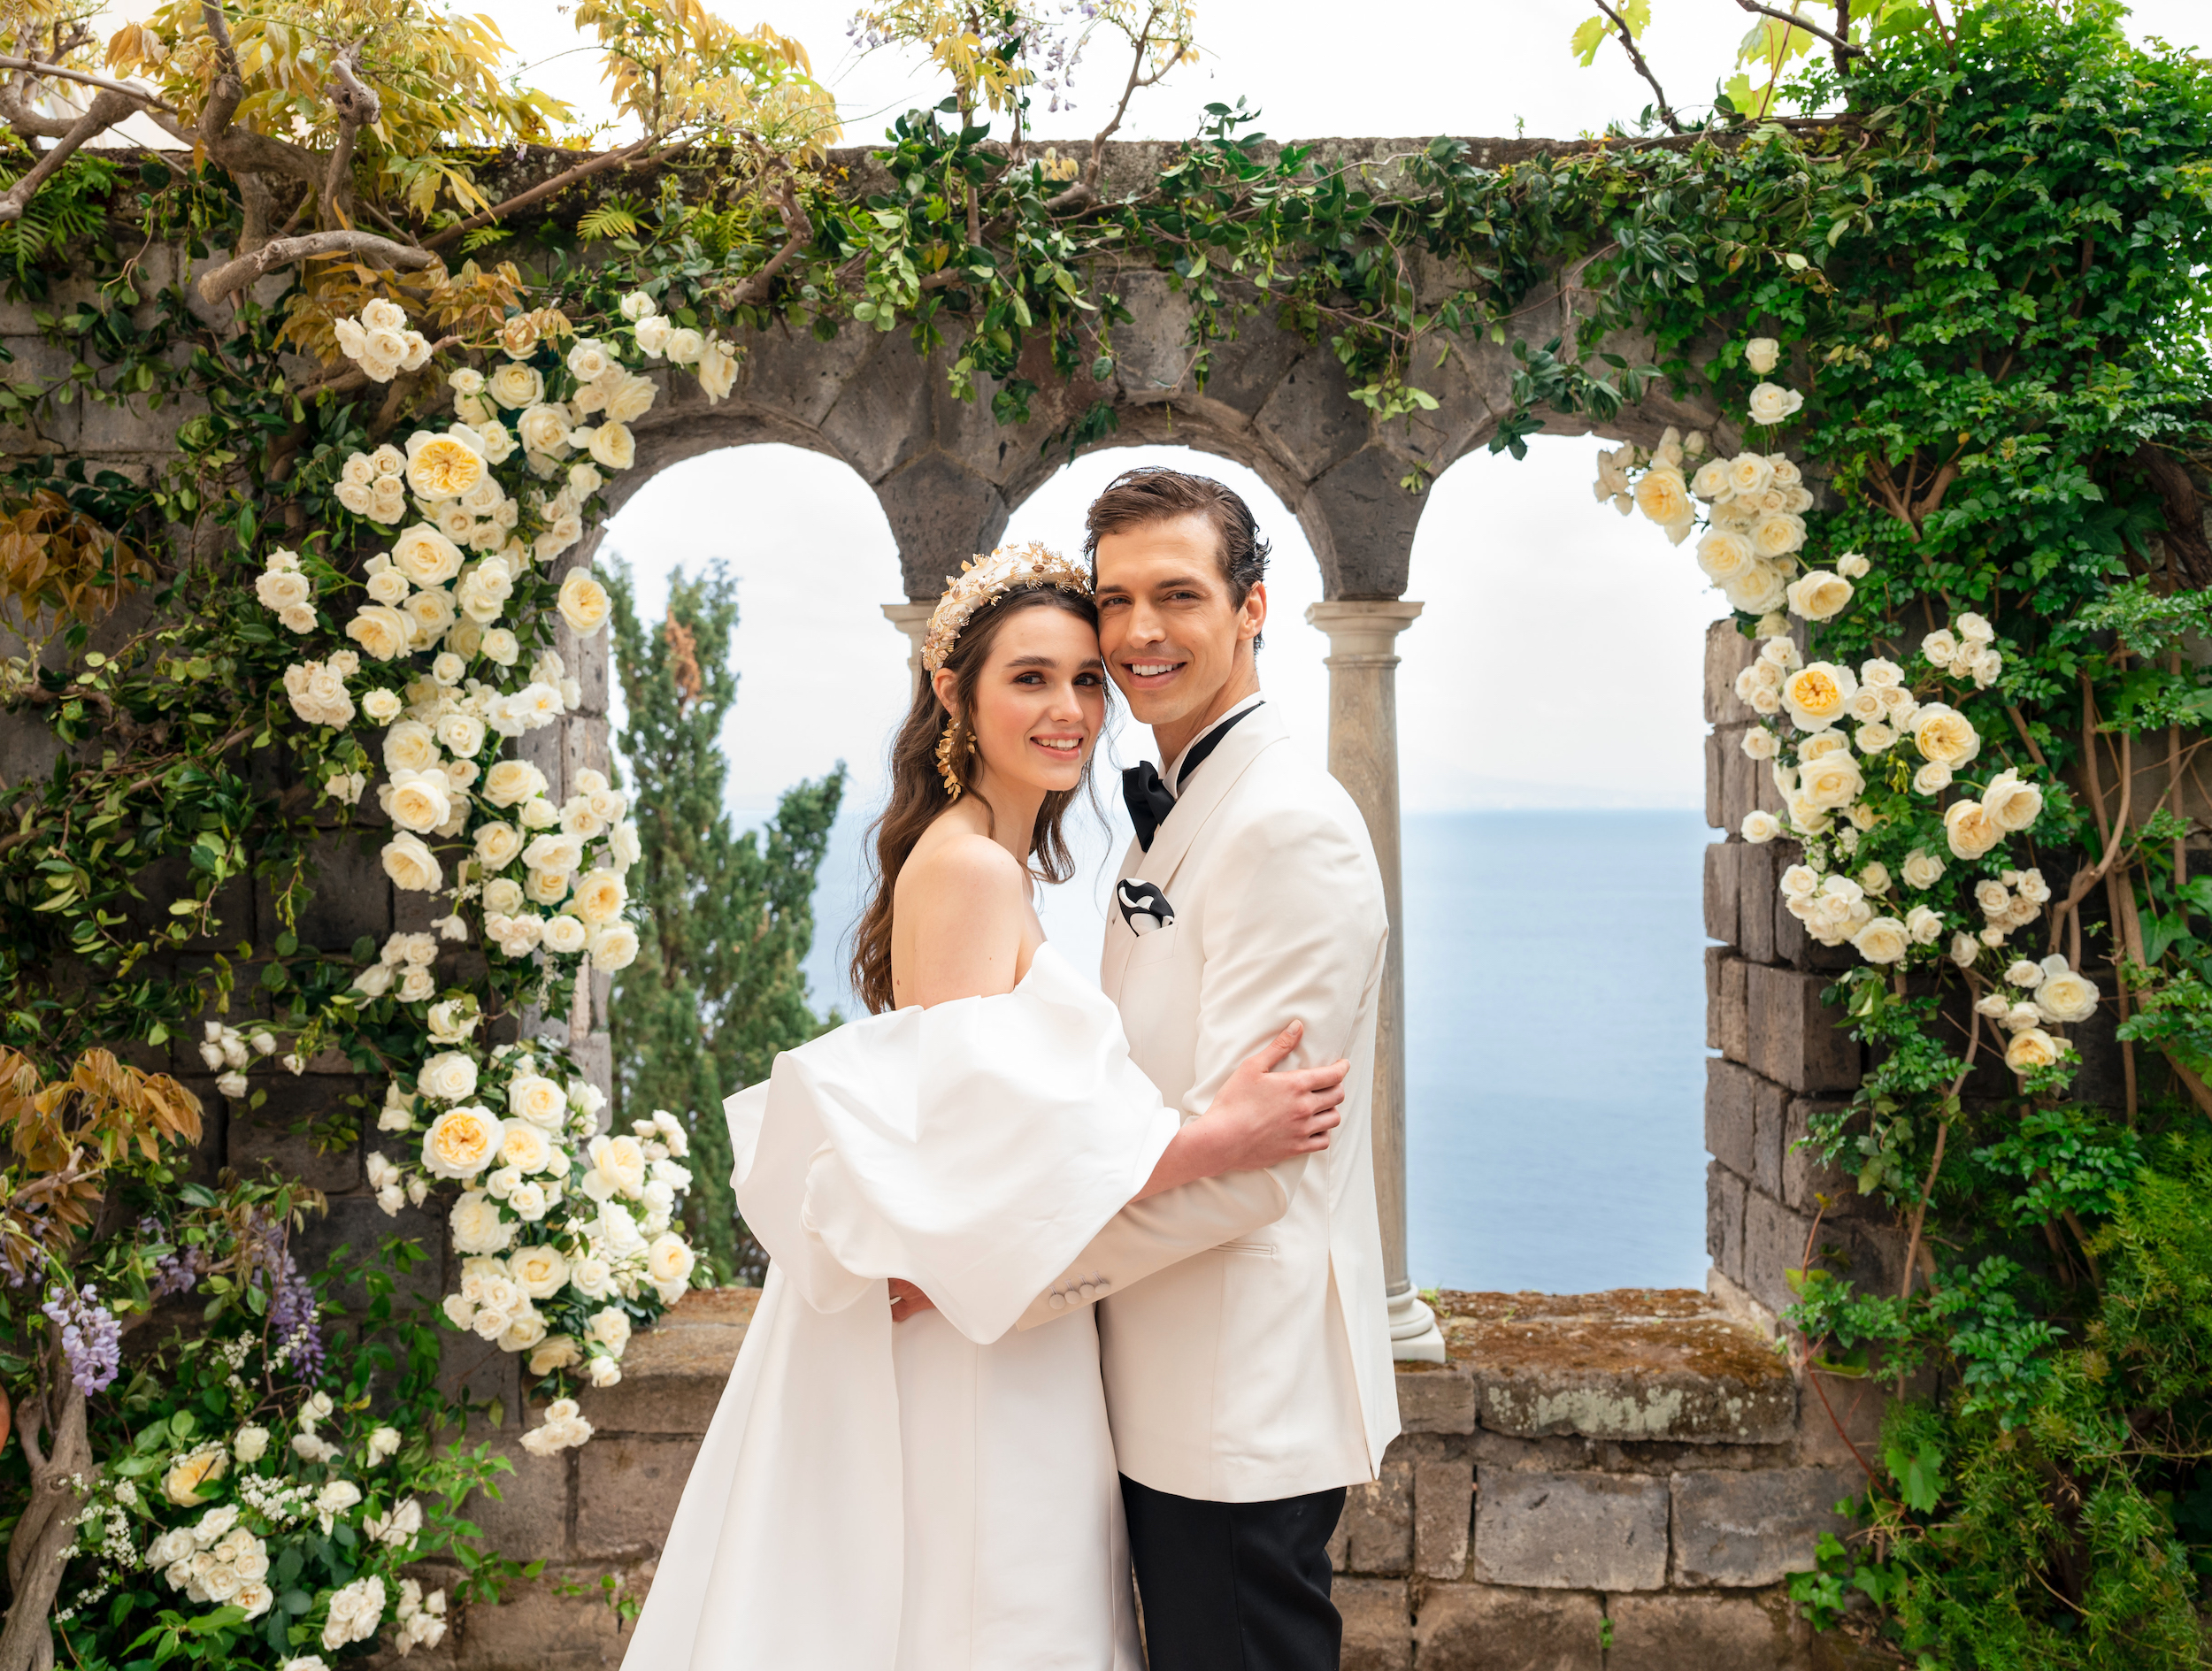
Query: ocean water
xmin=764 ymin=806 xmax=1717 ymax=1296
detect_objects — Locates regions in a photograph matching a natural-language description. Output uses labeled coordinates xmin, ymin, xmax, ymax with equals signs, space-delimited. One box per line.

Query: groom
xmin=1015 ymin=467 xmax=1400 ymax=1669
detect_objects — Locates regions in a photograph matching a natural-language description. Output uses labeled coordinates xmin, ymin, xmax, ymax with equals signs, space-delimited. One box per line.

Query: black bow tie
xmin=1120 ymin=703 xmax=1262 ymax=851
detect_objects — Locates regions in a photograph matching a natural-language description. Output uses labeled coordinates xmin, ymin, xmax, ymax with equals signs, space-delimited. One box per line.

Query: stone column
xmin=1304 ymin=600 xmax=1443 ymax=1363
xmin=883 ymin=602 xmax=934 ymax=697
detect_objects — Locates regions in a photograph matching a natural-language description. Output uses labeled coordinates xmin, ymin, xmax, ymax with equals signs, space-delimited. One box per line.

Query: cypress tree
xmin=606 ymin=557 xmax=844 ymax=1283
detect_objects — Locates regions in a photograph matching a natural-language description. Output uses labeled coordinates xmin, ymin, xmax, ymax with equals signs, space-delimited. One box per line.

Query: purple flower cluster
xmin=265 ymin=1232 xmax=324 ymax=1383
xmin=139 ymin=1217 xmax=205 ymax=1299
xmin=41 ymin=1283 xmax=120 ymax=1397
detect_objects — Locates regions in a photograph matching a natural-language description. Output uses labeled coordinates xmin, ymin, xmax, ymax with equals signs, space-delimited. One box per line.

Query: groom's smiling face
xmin=1094 ymin=513 xmax=1266 ymax=747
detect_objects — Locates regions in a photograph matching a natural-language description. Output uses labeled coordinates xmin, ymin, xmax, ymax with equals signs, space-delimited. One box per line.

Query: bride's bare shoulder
xmin=899 ymin=824 xmax=1027 ymax=919
xmin=895 ymin=824 xmax=1030 ymax=1002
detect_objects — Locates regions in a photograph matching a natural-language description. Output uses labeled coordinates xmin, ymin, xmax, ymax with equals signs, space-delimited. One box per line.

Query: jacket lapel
xmin=1121 ymin=702 xmax=1287 ymax=900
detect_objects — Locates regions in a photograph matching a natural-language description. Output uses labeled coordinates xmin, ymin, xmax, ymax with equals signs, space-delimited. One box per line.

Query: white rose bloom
xmin=1860 ymin=862 xmax=1892 ymax=895
xmin=1721 ymin=563 xmax=1789 ymax=617
xmin=510 ymin=1242 xmax=570 ymax=1299
xmin=1799 ymin=751 xmax=1864 ymax=811
xmin=385 ymin=768 xmax=454 ymax=834
xmin=1836 ymin=551 xmax=1870 ymax=579
xmin=517 ymin=402 xmax=573 ymax=456
xmin=647 ymin=1233 xmax=695 ymax=1290
xmin=1851 ymin=916 xmax=1910 ymax=964
xmin=1901 ymin=904 xmax=1942 ymax=945
xmin=588 ymin=1306 xmax=634 ymax=1357
xmin=1843 ymin=685 xmax=1886 ymax=725
xmin=557 ymin=569 xmax=613 ymax=635
xmin=1912 ymin=761 xmax=1953 ymax=796
xmin=380 ymin=832 xmax=442 ymax=893
xmin=1740 ymin=727 xmax=1780 ymax=761
xmin=346 ymin=603 xmax=412 ymax=663
xmin=1747 ymin=381 xmax=1804 ymax=425
xmin=2004 ymin=1029 xmax=2062 ymax=1074
xmin=1740 ymin=809 xmax=1784 ymax=843
xmin=488 ymin=363 xmax=544 ymax=410
xmin=657 ymin=325 xmax=704 ymax=365
xmin=1980 ymin=767 xmax=2043 ymax=832
xmin=567 ymin=338 xmax=616 ymax=381
xmin=417 ymin=1050 xmax=480 ymax=1104
xmin=1944 ymin=799 xmax=2002 ymax=860
xmin=1900 ymin=849 xmax=1946 ymax=891
xmin=1957 ymin=611 xmax=1995 ymax=643
xmin=2035 ymin=963 xmax=2101 ymax=1024
xmin=1786 ymin=570 xmax=1853 ymax=621
xmin=588 ymin=921 xmax=641 ymax=970
xmin=570 ymin=1256 xmax=616 ymax=1300
xmin=1694 ymin=525 xmax=1758 ymax=586
xmin=391 ymin=524 xmax=465 ymax=588
xmin=1921 ymin=628 xmax=1960 ymax=668
xmin=1750 ymin=509 xmax=1807 ymax=559
xmin=1911 ymin=704 xmax=1981 ymax=770
xmin=585 ymin=420 xmax=636 ymax=470
xmin=634 ymin=315 xmax=676 ymax=358
xmin=570 ymin=869 xmax=628 ymax=926
xmin=2004 ymin=958 xmax=2045 ymax=987
xmin=2019 ymin=868 xmax=2052 ymax=904
xmin=449 ymin=1191 xmax=513 ymax=1253
xmin=1744 ymin=336 xmax=1780 ymax=374
xmin=482 ymin=760 xmax=549 ymax=809
xmin=1800 ymin=730 xmax=1851 ymax=763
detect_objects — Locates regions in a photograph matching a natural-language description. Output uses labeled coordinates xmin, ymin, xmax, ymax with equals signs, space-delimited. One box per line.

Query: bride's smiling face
xmin=937 ymin=603 xmax=1107 ymax=798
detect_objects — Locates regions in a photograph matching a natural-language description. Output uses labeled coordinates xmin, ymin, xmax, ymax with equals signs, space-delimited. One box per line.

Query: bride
xmin=620 ymin=545 xmax=1350 ymax=1670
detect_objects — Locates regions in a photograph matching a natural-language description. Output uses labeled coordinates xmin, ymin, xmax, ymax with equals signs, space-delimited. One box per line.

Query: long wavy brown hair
xmin=849 ymin=586 xmax=1106 ymax=1015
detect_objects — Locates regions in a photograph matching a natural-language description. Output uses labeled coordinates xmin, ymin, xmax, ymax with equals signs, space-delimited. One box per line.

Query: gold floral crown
xmin=921 ymin=540 xmax=1092 ymax=673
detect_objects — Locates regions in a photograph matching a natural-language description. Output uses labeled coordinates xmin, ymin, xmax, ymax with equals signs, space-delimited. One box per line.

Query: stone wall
xmin=383 ymin=1286 xmax=1886 ymax=1670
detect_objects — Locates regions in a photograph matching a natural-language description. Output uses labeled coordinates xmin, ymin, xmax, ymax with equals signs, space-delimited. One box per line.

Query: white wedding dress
xmin=620 ymin=945 xmax=1176 ymax=1671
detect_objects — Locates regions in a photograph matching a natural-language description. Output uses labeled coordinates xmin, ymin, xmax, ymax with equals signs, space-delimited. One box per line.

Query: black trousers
xmin=1121 ymin=1475 xmax=1347 ymax=1671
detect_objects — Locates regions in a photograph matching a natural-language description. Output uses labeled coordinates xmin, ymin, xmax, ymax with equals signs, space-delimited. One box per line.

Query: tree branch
xmin=423 ymin=136 xmax=657 ymax=251
xmin=0 ymin=54 xmax=178 ymax=115
xmin=1595 ymin=0 xmax=1683 ymax=134
xmin=1732 ymin=0 xmax=1867 ymax=60
xmin=1085 ymin=4 xmax=1163 ymax=190
xmin=319 ymin=39 xmax=380 ymax=229
xmin=197 ymin=229 xmax=438 ymax=303
xmin=726 ymin=172 xmax=812 ymax=306
xmin=0 ymin=88 xmax=134 ymax=223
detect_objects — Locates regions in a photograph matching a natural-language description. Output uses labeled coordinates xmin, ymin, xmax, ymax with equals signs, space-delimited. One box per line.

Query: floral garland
xmin=1601 ymin=340 xmax=2096 ymax=1079
xmin=225 ymin=290 xmax=733 ymax=1452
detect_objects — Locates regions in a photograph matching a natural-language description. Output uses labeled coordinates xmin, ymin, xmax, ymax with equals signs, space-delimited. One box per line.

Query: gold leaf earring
xmin=935 ymin=717 xmax=966 ymax=801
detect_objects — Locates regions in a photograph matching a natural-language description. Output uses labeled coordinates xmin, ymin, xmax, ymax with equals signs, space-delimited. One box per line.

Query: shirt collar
xmin=1165 ymin=692 xmax=1267 ymax=795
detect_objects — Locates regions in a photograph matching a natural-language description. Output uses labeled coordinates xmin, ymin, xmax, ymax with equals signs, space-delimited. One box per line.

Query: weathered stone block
xmin=817 ymin=334 xmax=933 ymax=481
xmin=1342 ymin=1449 xmax=1414 ymax=1574
xmin=1602 ymin=1591 xmax=1809 ymax=1671
xmin=1706 ymin=946 xmax=1728 ymax=1050
xmin=1412 ymin=1583 xmax=1604 ymax=1671
xmin=573 ymin=1434 xmax=703 ymax=1558
xmin=1708 ymin=1162 xmax=1747 ymax=1285
xmin=1303 ymin=447 xmax=1425 ymax=599
xmin=1704 ymin=840 xmax=1742 ymax=946
xmin=579 ymin=1288 xmax=757 ymax=1433
xmin=1256 ymin=348 xmax=1369 ymax=481
xmin=1415 ymin=1458 xmax=1472 ymax=1580
xmin=1782 ymin=1099 xmax=1855 ymax=1213
xmin=1471 ymin=1469 xmax=1669 ymax=1591
xmin=1744 ymin=1189 xmax=1816 ymax=1315
xmin=281 ymin=832 xmax=395 ymax=951
xmin=1737 ymin=838 xmax=1779 ymax=964
xmin=1717 ymin=956 xmax=1750 ymax=1066
xmin=1705 ymin=1059 xmax=1758 ymax=1178
xmin=449 ymin=1568 xmax=634 ymax=1669
xmin=1752 ymin=1073 xmax=1789 ymax=1200
xmin=1396 ymin=1362 xmax=1477 ymax=1434
xmin=1706 ymin=730 xmax=1725 ymax=831
xmin=1706 ymin=617 xmax=1758 ymax=726
xmin=875 ymin=453 xmax=1011 ymax=598
xmin=1336 ymin=1576 xmax=1412 ymax=1671
xmin=1747 ymin=963 xmax=1860 ymax=1093
xmin=456 ymin=1424 xmax=571 ymax=1563
xmin=227 ymin=1082 xmax=362 ymax=1192
xmin=1673 ymin=1468 xmax=1858 ymax=1587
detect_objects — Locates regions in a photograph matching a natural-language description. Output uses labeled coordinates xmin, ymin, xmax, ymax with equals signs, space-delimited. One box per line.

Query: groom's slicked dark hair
xmin=1083 ymin=466 xmax=1271 ymax=648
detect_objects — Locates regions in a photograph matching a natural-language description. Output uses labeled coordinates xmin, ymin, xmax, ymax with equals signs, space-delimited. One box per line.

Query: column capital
xmin=884 ymin=602 xmax=935 ymax=692
xmin=1305 ymin=600 xmax=1425 ymax=661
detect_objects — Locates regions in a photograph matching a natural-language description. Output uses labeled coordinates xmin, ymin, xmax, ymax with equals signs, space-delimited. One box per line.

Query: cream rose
xmin=498 ymin=1121 xmax=557 ymax=1176
xmin=449 ymin=1191 xmax=514 ymax=1254
xmin=417 ymin=1050 xmax=480 ymax=1104
xmin=476 ymin=822 xmax=526 ymax=870
xmin=585 ymin=421 xmax=635 ymax=470
xmin=646 ymin=1233 xmax=695 ymax=1289
xmin=2035 ymin=964 xmax=2101 ymax=1024
xmin=1911 ymin=703 xmax=1980 ymax=770
xmin=1921 ymin=628 xmax=1960 ymax=668
xmin=507 ymin=1073 xmax=569 ymax=1131
xmin=2004 ymin=1029 xmax=2062 ymax=1073
xmin=386 ymin=768 xmax=454 ymax=834
xmin=1724 ymin=453 xmax=1773 ymax=498
xmin=1724 ymin=563 xmax=1791 ymax=617
xmin=541 ymin=914 xmax=589 ymax=954
xmin=1904 ymin=904 xmax=1943 ymax=945
xmin=1747 ymin=381 xmax=1804 ymax=425
xmin=1851 ymin=916 xmax=1910 ymax=965
xmin=1750 ymin=510 xmax=1807 ymax=558
xmin=1632 ymin=467 xmax=1691 ymax=528
xmin=666 ymin=326 xmax=705 ymax=365
xmin=393 ymin=525 xmax=465 ymax=587
xmin=1980 ymin=767 xmax=2043 ymax=832
xmin=1741 ymin=809 xmax=1784 ymax=843
xmin=1901 ymin=849 xmax=1946 ymax=890
xmin=488 ymin=363 xmax=544 ymax=410
xmin=588 ymin=922 xmax=640 ymax=970
xmin=404 ymin=431 xmax=487 ymax=502
xmin=381 ymin=832 xmax=442 ymax=893
xmin=1741 ymin=728 xmax=1780 ymax=761
xmin=517 ymin=403 xmax=573 ymax=455
xmin=1695 ymin=526 xmax=1759 ymax=585
xmin=424 ymin=1104 xmax=504 ymax=1179
xmin=588 ymin=1307 xmax=633 ymax=1356
xmin=510 ymin=1242 xmax=571 ymax=1299
xmin=1782 ymin=662 xmax=1857 ymax=732
xmin=1913 ymin=761 xmax=1953 ymax=796
xmin=1944 ymin=798 xmax=2002 ymax=860
xmin=347 ymin=604 xmax=411 ymax=662
xmin=558 ymin=570 xmax=612 ymax=635
xmin=571 ymin=869 xmax=627 ymax=926
xmin=482 ymin=760 xmax=549 ymax=810
xmin=1786 ymin=570 xmax=1853 ymax=621
xmin=1745 ymin=337 xmax=1780 ymax=374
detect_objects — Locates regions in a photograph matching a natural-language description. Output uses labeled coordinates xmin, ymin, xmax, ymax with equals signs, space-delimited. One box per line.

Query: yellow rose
xmin=163 ymin=1444 xmax=228 ymax=1506
xmin=423 ymin=1103 xmax=504 ymax=1179
xmin=1632 ymin=466 xmax=1691 ymax=528
xmin=2004 ymin=1028 xmax=2062 ymax=1073
xmin=404 ymin=431 xmax=487 ymax=502
xmin=1782 ymin=662 xmax=1856 ymax=732
xmin=558 ymin=570 xmax=611 ymax=636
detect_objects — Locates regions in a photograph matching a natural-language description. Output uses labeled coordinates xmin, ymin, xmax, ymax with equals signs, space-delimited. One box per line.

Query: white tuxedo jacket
xmin=1015 ymin=700 xmax=1401 ymax=1502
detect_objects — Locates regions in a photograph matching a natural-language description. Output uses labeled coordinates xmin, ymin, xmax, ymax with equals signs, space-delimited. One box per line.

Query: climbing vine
xmin=0 ymin=0 xmax=2209 ymax=1662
